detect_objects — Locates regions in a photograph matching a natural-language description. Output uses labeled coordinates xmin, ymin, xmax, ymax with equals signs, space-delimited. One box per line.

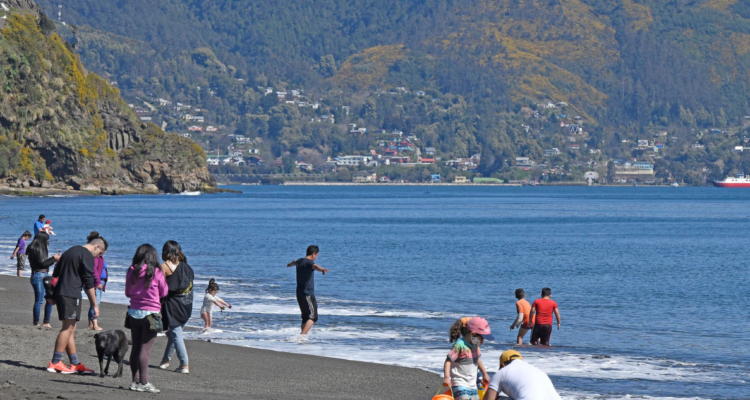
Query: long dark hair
xmin=205 ymin=278 xmax=219 ymax=293
xmin=27 ymin=231 xmax=50 ymax=260
xmin=162 ymin=240 xmax=187 ymax=263
xmin=131 ymin=244 xmax=159 ymax=289
xmin=449 ymin=318 xmax=471 ymax=343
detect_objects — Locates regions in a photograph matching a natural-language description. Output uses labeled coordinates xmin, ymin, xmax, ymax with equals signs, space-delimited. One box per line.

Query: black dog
xmin=94 ymin=329 xmax=129 ymax=378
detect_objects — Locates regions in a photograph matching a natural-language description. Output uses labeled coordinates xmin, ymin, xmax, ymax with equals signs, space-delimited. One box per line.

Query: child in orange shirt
xmin=510 ymin=288 xmax=534 ymax=344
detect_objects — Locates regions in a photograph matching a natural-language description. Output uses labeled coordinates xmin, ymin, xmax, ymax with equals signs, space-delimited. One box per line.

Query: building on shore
xmin=614 ymin=161 xmax=654 ymax=180
xmin=353 ymin=171 xmax=377 ymax=183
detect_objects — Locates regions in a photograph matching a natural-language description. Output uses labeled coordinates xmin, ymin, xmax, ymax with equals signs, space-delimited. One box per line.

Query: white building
xmin=335 ymin=155 xmax=370 ymax=166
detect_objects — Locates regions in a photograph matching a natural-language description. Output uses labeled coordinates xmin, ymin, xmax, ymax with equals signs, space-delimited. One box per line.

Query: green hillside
xmin=0 ymin=4 xmax=215 ymax=193
xmin=35 ymin=0 xmax=750 ymax=184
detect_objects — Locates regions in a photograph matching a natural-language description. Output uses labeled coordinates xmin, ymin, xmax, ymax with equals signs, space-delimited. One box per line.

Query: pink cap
xmin=466 ymin=317 xmax=495 ymax=340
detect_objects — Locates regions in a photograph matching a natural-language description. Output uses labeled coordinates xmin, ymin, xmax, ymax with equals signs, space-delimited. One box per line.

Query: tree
xmin=38 ymin=13 xmax=56 ymax=36
xmin=282 ymin=155 xmax=296 ymax=173
xmin=478 ymin=146 xmax=497 ymax=176
xmin=317 ymin=54 xmax=337 ymax=77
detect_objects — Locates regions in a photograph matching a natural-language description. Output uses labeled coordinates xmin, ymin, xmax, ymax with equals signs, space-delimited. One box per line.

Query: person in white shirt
xmin=200 ymin=278 xmax=231 ymax=331
xmin=484 ymin=350 xmax=562 ymax=400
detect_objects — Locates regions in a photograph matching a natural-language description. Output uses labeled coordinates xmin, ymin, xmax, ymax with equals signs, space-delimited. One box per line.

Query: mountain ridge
xmin=32 ymin=0 xmax=750 ymax=184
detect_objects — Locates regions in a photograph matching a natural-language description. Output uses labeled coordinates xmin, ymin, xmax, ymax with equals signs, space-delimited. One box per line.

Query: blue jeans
xmin=88 ymin=288 xmax=103 ymax=321
xmin=162 ymin=324 xmax=189 ymax=366
xmin=30 ymin=271 xmax=52 ymax=325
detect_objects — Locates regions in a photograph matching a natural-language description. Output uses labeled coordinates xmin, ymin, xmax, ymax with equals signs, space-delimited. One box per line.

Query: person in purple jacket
xmin=87 ymin=232 xmax=108 ymax=331
xmin=10 ymin=231 xmax=32 ymax=277
xmin=125 ymin=244 xmax=168 ymax=393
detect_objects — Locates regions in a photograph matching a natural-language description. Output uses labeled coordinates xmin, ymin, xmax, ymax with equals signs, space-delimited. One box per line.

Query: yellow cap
xmin=499 ymin=350 xmax=523 ymax=366
xmin=460 ymin=317 xmax=472 ymax=327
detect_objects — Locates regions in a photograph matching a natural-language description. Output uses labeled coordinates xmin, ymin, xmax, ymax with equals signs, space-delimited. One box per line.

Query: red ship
xmin=713 ymin=173 xmax=750 ymax=188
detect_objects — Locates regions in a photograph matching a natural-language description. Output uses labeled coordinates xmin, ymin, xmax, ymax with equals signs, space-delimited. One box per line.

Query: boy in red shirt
xmin=529 ymin=287 xmax=560 ymax=346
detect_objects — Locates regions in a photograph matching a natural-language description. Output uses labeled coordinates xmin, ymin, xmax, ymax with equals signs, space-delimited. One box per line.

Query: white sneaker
xmin=158 ymin=362 xmax=169 ymax=370
xmin=129 ymin=382 xmax=140 ymax=391
xmin=137 ymin=382 xmax=160 ymax=393
xmin=176 ymin=366 xmax=189 ymax=374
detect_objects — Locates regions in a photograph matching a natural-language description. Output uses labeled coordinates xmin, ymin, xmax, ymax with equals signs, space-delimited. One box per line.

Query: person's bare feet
xmin=43 ymin=323 xmax=52 ymax=328
xmin=34 ymin=324 xmax=40 ymax=328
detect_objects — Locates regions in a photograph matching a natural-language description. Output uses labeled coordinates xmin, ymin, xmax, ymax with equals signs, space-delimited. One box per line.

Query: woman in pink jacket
xmin=125 ymin=244 xmax=168 ymax=393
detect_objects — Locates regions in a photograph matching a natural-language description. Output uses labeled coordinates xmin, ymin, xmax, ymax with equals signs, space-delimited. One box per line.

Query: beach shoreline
xmin=0 ymin=185 xmax=239 ymax=197
xmin=0 ymin=274 xmax=440 ymax=399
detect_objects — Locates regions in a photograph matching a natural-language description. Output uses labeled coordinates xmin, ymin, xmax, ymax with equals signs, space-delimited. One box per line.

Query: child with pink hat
xmin=443 ymin=317 xmax=495 ymax=400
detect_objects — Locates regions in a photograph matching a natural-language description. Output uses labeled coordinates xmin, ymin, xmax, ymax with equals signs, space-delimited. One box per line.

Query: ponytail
xmin=206 ymin=278 xmax=219 ymax=293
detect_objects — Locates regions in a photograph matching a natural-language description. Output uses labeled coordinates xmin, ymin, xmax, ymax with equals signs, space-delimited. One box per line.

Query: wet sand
xmin=0 ymin=275 xmax=440 ymax=399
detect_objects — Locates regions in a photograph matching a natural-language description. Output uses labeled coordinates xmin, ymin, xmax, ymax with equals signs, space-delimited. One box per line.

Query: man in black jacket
xmin=46 ymin=236 xmax=106 ymax=374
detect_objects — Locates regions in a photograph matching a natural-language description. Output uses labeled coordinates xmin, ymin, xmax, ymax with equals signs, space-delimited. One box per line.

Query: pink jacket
xmin=125 ymin=264 xmax=168 ymax=312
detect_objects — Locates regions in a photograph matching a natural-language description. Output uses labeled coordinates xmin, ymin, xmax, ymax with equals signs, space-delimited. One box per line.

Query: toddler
xmin=43 ymin=220 xmax=56 ymax=236
xmin=443 ymin=317 xmax=494 ymax=400
xmin=200 ymin=278 xmax=231 ymax=330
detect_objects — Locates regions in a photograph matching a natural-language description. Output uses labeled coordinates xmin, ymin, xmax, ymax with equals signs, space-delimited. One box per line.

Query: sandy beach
xmin=0 ymin=275 xmax=439 ymax=400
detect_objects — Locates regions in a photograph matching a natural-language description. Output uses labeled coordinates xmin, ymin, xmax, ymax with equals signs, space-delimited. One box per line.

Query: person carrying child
xmin=529 ymin=287 xmax=561 ymax=346
xmin=443 ymin=317 xmax=494 ymax=400
xmin=11 ymin=231 xmax=32 ymax=277
xmin=509 ymin=288 xmax=534 ymax=345
xmin=200 ymin=278 xmax=231 ymax=331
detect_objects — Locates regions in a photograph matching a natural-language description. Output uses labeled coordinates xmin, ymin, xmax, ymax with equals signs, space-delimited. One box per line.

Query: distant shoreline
xmin=279 ymin=181 xmax=524 ymax=186
xmin=0 ymin=185 xmax=237 ymax=197
xmin=217 ymin=182 xmax=686 ymax=187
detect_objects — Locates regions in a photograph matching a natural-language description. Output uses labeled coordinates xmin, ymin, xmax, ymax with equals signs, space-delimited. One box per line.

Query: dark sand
xmin=0 ymin=275 xmax=440 ymax=399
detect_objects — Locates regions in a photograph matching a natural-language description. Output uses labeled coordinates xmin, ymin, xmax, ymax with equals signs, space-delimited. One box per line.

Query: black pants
xmin=130 ymin=317 xmax=157 ymax=384
xmin=296 ymin=293 xmax=318 ymax=325
xmin=531 ymin=324 xmax=553 ymax=346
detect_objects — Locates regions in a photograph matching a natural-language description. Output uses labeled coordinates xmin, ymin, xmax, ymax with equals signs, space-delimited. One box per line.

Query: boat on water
xmin=713 ymin=173 xmax=750 ymax=188
xmin=671 ymin=182 xmax=679 ymax=187
xmin=179 ymin=190 xmax=201 ymax=196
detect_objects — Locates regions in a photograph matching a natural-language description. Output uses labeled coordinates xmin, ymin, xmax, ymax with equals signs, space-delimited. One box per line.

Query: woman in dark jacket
xmin=158 ymin=240 xmax=194 ymax=374
xmin=26 ymin=232 xmax=60 ymax=327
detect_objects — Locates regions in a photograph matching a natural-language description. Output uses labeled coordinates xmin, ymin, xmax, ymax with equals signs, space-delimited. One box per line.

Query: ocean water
xmin=0 ymin=186 xmax=747 ymax=400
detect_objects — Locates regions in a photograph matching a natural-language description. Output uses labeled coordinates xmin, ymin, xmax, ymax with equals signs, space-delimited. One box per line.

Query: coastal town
xmin=125 ymin=89 xmax=750 ymax=186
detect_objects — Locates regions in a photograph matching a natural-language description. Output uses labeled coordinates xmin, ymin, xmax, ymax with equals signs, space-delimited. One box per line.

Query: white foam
xmin=206 ymin=335 xmax=744 ymax=387
xmin=229 ymin=302 xmax=457 ymax=319
xmin=559 ymin=392 xmax=706 ymax=400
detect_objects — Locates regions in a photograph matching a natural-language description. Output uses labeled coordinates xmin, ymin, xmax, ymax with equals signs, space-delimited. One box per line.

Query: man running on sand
xmin=287 ymin=245 xmax=329 ymax=335
xmin=46 ymin=235 xmax=106 ymax=374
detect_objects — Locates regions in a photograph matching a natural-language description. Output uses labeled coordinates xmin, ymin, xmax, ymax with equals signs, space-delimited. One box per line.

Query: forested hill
xmin=36 ymin=0 xmax=750 ymax=184
xmin=0 ymin=1 xmax=215 ymax=193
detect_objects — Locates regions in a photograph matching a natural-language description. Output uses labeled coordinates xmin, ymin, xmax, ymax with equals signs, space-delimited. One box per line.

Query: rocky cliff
xmin=0 ymin=2 xmax=215 ymax=194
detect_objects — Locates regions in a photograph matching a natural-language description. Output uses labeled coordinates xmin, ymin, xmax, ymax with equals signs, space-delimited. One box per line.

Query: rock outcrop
xmin=0 ymin=5 xmax=215 ymax=194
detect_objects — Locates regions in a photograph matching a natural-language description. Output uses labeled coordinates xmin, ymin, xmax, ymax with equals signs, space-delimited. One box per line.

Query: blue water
xmin=0 ymin=186 xmax=747 ymax=399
